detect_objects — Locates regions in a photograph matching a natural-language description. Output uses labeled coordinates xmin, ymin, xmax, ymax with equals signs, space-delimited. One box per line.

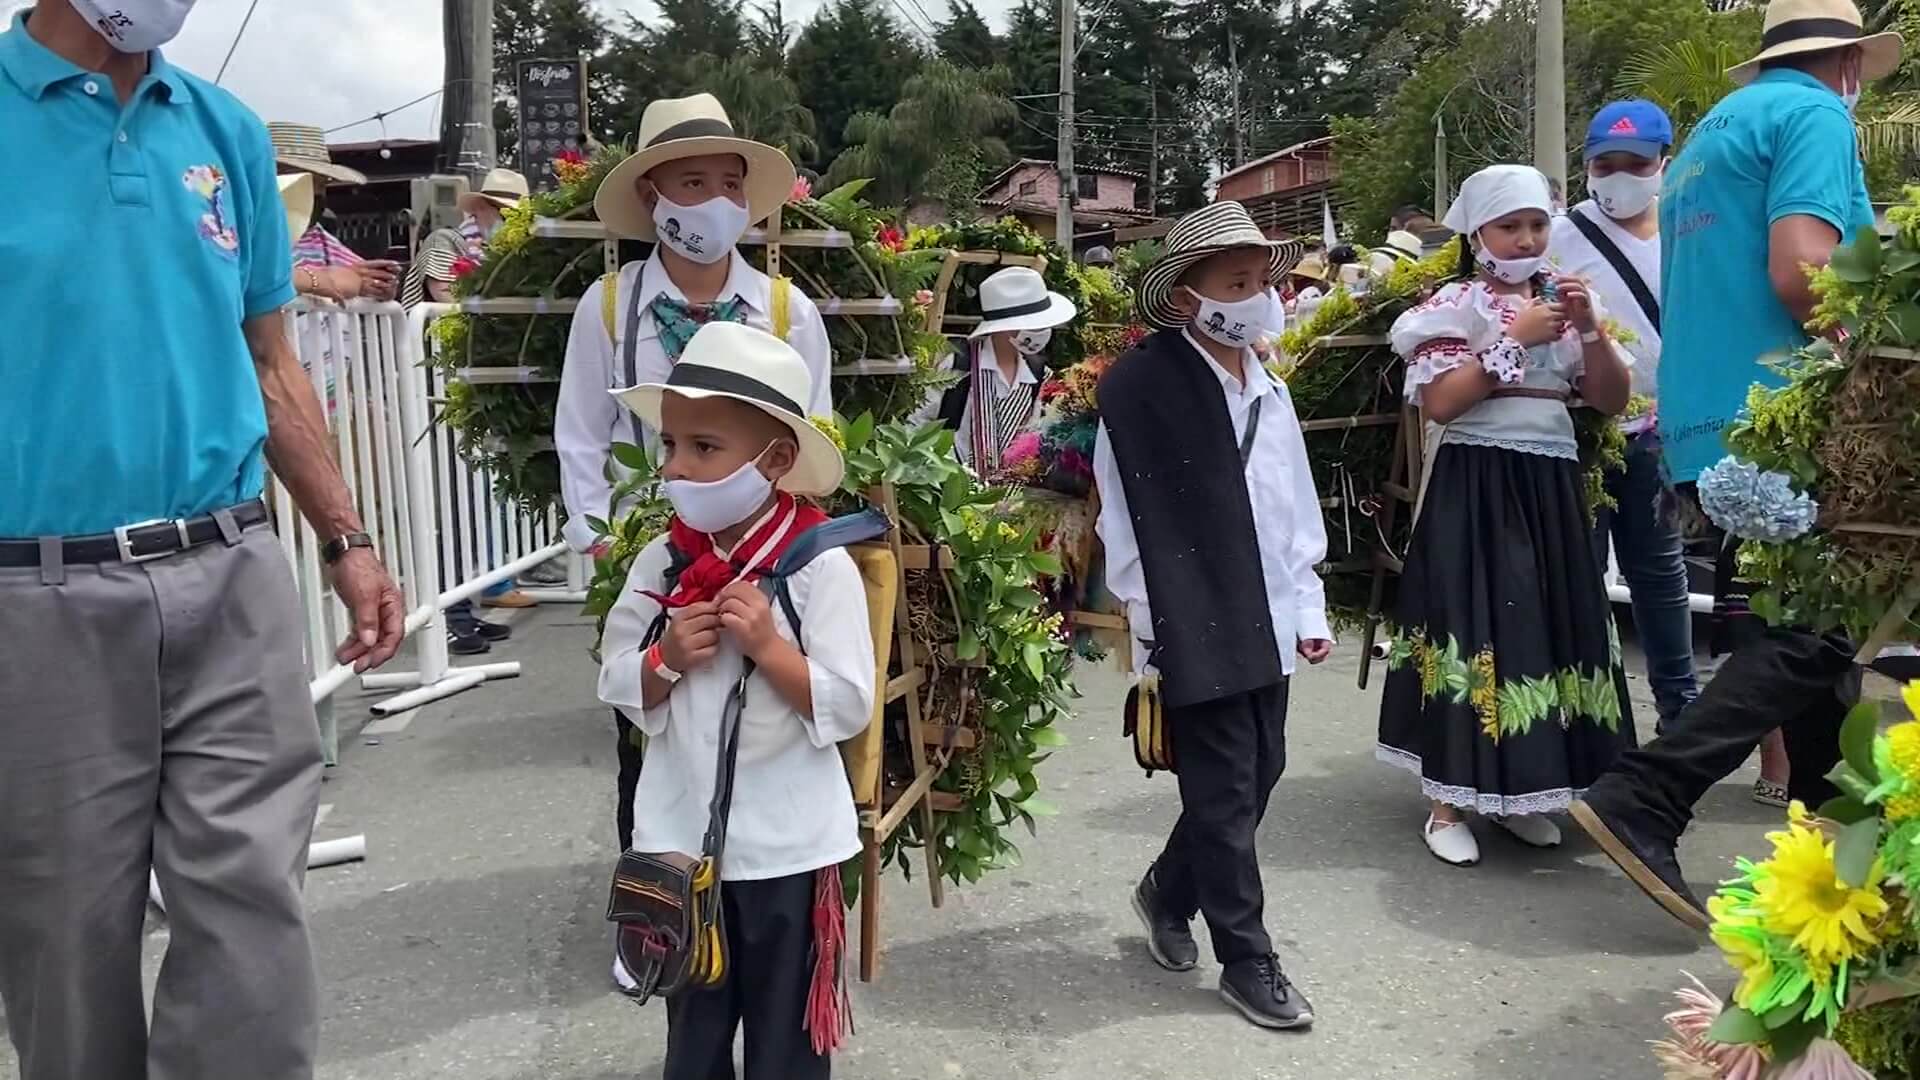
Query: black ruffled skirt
xmin=1376 ymin=442 xmax=1637 ymax=815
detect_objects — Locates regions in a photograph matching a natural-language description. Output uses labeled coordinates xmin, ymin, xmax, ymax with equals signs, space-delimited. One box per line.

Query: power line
xmin=325 ymin=88 xmax=446 ymax=135
xmin=213 ymin=0 xmax=262 ymax=84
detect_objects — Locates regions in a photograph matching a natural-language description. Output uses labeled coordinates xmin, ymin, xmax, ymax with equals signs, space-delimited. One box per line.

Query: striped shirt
xmin=292 ymin=224 xmax=361 ymax=268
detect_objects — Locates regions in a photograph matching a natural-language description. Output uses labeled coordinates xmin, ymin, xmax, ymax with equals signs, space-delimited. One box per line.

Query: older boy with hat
xmin=925 ymin=265 xmax=1077 ymax=474
xmin=600 ymin=321 xmax=873 ymax=1078
xmin=1094 ymin=200 xmax=1332 ymax=1029
xmin=1547 ymin=100 xmax=1701 ymax=738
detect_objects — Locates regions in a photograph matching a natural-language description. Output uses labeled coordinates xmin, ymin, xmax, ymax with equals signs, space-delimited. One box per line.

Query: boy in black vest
xmin=1093 ymin=201 xmax=1331 ymax=1030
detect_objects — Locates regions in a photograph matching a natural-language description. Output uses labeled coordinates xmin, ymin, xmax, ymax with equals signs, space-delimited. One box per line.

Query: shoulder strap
xmin=1240 ymin=396 xmax=1264 ymax=467
xmin=701 ymin=508 xmax=891 ymax=866
xmin=601 ymin=270 xmax=620 ymax=343
xmin=771 ymin=275 xmax=792 ymax=342
xmin=1568 ymin=208 xmax=1660 ymax=332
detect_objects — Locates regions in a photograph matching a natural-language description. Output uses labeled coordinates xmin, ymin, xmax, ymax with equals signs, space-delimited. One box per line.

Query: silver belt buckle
xmin=114 ymin=518 xmax=192 ymax=563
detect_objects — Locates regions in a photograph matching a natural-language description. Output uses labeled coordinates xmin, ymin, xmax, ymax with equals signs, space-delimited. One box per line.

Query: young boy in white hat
xmin=600 ymin=321 xmax=872 ymax=1078
xmin=1093 ymin=199 xmax=1331 ymax=1030
xmin=554 ymin=94 xmax=837 ymax=942
xmin=922 ymin=265 xmax=1076 ymax=475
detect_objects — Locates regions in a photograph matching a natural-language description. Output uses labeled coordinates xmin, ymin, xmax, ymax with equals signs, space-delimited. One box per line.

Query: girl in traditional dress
xmin=1376 ymin=164 xmax=1637 ymax=867
xmin=927 ymin=266 xmax=1077 ymax=478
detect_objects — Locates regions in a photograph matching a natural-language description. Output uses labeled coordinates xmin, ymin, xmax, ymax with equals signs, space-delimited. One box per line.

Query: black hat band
xmin=1762 ymin=16 xmax=1865 ymax=48
xmin=648 ymin=117 xmax=739 ymax=147
xmin=666 ymin=362 xmax=803 ymax=418
xmin=980 ymin=297 xmax=1054 ymax=320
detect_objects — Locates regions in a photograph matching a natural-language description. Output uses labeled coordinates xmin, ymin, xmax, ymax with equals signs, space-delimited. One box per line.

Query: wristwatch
xmin=321 ymin=531 xmax=374 ymax=565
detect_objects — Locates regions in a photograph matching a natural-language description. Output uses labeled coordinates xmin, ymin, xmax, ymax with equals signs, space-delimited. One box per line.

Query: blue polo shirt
xmin=0 ymin=12 xmax=293 ymax=537
xmin=1658 ymin=68 xmax=1873 ymax=484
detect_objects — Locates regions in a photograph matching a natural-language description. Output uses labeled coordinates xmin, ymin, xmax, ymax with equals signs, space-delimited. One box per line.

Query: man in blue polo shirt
xmin=1571 ymin=0 xmax=1895 ymax=933
xmin=0 ymin=3 xmax=404 ymax=1077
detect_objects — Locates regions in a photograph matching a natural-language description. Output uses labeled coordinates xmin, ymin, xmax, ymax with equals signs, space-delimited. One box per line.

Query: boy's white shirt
xmin=1093 ymin=331 xmax=1332 ymax=677
xmin=1548 ymin=198 xmax=1662 ymax=426
xmin=598 ymin=522 xmax=876 ymax=881
xmin=555 ymin=251 xmax=835 ymax=551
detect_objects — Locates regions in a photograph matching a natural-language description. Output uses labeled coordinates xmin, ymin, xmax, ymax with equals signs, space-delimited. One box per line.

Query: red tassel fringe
xmin=804 ymin=866 xmax=852 ymax=1056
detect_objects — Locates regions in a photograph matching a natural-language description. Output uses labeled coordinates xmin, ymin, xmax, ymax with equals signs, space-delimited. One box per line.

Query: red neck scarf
xmin=645 ymin=493 xmax=830 ymax=609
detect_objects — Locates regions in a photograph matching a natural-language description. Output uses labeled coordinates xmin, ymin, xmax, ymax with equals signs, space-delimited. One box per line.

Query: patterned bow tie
xmin=649 ymin=294 xmax=748 ymax=360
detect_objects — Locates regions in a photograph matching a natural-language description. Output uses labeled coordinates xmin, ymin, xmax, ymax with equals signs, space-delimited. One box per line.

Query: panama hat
xmin=1728 ymin=0 xmax=1902 ymax=84
xmin=268 ymin=122 xmax=367 ymax=186
xmin=612 ymin=322 xmax=843 ymax=496
xmin=1289 ymin=254 xmax=1329 ymax=283
xmin=460 ymin=168 xmax=529 ymax=215
xmin=1382 ymin=229 xmax=1425 ymax=261
xmin=970 ymin=266 xmax=1077 ymax=339
xmin=594 ymin=94 xmax=797 ymax=241
xmin=278 ymin=173 xmax=314 ymax=241
xmin=1136 ymin=201 xmax=1304 ymax=330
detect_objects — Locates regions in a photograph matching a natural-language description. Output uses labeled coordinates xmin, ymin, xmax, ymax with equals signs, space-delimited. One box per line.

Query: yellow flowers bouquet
xmin=1656 ymin=681 xmax=1920 ymax=1077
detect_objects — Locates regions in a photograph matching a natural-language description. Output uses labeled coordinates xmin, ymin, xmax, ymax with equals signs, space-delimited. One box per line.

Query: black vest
xmin=936 ymin=348 xmax=1049 ymax=430
xmin=1098 ymin=330 xmax=1283 ymax=708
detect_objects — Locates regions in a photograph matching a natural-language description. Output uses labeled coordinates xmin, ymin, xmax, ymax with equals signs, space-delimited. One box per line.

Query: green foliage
xmin=693 ymin=56 xmax=819 ymax=162
xmin=827 ymin=60 xmax=1016 ymax=212
xmin=787 ymin=0 xmax=925 ymax=168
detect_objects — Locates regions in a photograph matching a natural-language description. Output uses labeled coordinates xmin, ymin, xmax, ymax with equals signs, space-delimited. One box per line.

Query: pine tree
xmin=789 ymin=0 xmax=927 ymax=167
xmin=828 ymin=60 xmax=1015 ymax=211
xmin=934 ymin=0 xmax=1002 ymax=69
xmin=1001 ymin=0 xmax=1058 ymax=161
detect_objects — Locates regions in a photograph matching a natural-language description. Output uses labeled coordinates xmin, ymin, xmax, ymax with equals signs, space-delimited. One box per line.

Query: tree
xmin=697 ymin=56 xmax=819 ymax=161
xmin=828 ymin=60 xmax=1016 ymax=211
xmin=745 ymin=0 xmax=794 ymax=69
xmin=935 ymin=0 xmax=1002 ymax=68
xmin=1002 ymin=0 xmax=1059 ymax=161
xmin=789 ymin=0 xmax=926 ymax=167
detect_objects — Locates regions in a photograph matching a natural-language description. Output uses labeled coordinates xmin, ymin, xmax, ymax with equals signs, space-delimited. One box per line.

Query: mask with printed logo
xmin=1012 ymin=328 xmax=1053 ymax=356
xmin=1590 ymin=162 xmax=1664 ymax=219
xmin=68 ymin=0 xmax=197 ymax=53
xmin=652 ymin=195 xmax=750 ymax=265
xmin=1183 ymin=287 xmax=1273 ymax=349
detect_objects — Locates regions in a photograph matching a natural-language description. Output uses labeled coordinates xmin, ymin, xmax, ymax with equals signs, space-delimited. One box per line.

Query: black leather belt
xmin=0 ymin=499 xmax=271 ymax=567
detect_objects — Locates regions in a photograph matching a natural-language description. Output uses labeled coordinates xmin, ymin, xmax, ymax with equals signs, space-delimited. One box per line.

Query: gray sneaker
xmin=1131 ymin=869 xmax=1199 ymax=971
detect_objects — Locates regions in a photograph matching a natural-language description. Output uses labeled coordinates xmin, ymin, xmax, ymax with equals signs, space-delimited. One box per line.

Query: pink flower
xmin=789 ymin=175 xmax=813 ymax=203
xmin=914 ymin=289 xmax=935 ymax=307
xmin=451 ymin=255 xmax=480 ymax=278
xmin=876 ymin=226 xmax=905 ymax=252
xmin=1002 ymin=431 xmax=1042 ymax=466
xmin=1648 ymin=975 xmax=1766 ymax=1080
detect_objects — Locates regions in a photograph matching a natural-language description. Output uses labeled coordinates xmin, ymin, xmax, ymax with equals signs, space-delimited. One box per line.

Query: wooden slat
xmin=832 ymin=357 xmax=916 ymax=376
xmin=1313 ymin=333 xmax=1390 ymax=348
xmin=884 ymin=668 xmax=924 ymax=702
xmin=897 ymin=544 xmax=956 ymax=570
xmin=873 ymin=764 xmax=942 ymax=837
xmin=919 ymin=723 xmax=978 ymax=749
xmin=817 ymin=297 xmax=903 ymax=316
xmin=450 ymin=297 xmax=580 ymax=315
xmin=1069 ymin=611 xmax=1128 ymax=630
xmin=1383 ymin=482 xmax=1416 ymax=503
xmin=1373 ymin=551 xmax=1405 ymax=574
xmin=1300 ymin=413 xmax=1399 ymax=433
xmin=454 ymin=366 xmax=557 ymax=385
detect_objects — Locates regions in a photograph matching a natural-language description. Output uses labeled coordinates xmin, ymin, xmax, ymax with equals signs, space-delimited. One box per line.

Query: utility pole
xmin=440 ymin=0 xmax=498 ymax=181
xmin=1227 ymin=30 xmax=1245 ymax=167
xmin=1434 ymin=111 xmax=1450 ymax=222
xmin=1055 ymin=0 xmax=1076 ymax=250
xmin=1148 ymin=74 xmax=1161 ymax=214
xmin=1533 ymin=0 xmax=1566 ymax=194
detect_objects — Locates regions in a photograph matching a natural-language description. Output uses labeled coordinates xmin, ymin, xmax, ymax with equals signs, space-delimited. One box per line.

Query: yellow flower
xmin=1752 ymin=802 xmax=1888 ymax=968
xmin=1709 ymin=919 xmax=1776 ymax=1008
xmin=1903 ymin=679 xmax=1920 ymax=725
xmin=808 ymin=415 xmax=847 ymax=452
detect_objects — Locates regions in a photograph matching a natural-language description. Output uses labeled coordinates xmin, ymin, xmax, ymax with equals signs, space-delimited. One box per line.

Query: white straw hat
xmin=1135 ymin=201 xmax=1304 ymax=330
xmin=594 ymin=94 xmax=797 ymax=241
xmin=969 ymin=266 xmax=1077 ymax=339
xmin=277 ymin=173 xmax=314 ymax=242
xmin=612 ymin=322 xmax=843 ymax=496
xmin=268 ymin=122 xmax=367 ymax=186
xmin=1727 ymin=0 xmax=1902 ymax=84
xmin=460 ymin=168 xmax=530 ymax=214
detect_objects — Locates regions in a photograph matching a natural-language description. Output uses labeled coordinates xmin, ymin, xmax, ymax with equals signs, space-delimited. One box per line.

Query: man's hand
xmin=353 ymin=260 xmax=402 ymax=302
xmin=331 ymin=549 xmax=404 ymax=672
xmin=1297 ymin=638 xmax=1333 ymax=665
xmin=660 ymin=601 xmax=722 ymax=672
xmin=717 ymin=581 xmax=779 ymax=661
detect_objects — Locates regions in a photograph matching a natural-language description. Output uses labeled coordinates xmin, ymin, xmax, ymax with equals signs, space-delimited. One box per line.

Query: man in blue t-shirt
xmin=1571 ymin=0 xmax=1897 ymax=934
xmin=0 ymin=3 xmax=403 ymax=1076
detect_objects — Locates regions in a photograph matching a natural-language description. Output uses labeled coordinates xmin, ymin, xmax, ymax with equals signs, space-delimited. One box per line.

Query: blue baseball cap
xmin=1584 ymin=100 xmax=1673 ymax=161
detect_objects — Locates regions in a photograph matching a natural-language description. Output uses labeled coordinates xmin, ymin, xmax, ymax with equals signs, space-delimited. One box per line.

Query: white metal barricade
xmin=279 ymin=298 xmax=574 ymax=743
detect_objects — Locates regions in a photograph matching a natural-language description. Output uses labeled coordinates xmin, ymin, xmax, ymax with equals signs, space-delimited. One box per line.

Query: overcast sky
xmin=2 ymin=0 xmax=1009 ymax=142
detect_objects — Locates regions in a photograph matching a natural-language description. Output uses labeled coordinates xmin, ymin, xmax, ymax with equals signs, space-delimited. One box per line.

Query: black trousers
xmin=1153 ymin=680 xmax=1289 ymax=965
xmin=1590 ymin=497 xmax=1859 ymax=838
xmin=664 ymin=871 xmax=828 ymax=1080
xmin=615 ymin=709 xmax=643 ymax=851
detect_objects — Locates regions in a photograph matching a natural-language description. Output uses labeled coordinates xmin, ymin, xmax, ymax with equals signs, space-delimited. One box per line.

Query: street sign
xmin=514 ymin=58 xmax=588 ymax=189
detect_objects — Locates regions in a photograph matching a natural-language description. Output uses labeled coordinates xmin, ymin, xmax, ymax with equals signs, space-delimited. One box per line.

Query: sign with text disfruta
xmin=515 ymin=58 xmax=588 ymax=189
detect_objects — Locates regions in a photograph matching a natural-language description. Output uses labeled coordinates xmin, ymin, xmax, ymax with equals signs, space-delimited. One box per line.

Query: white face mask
xmin=1841 ymin=72 xmax=1863 ymax=113
xmin=1184 ymin=288 xmax=1272 ymax=349
xmin=663 ymin=444 xmax=776 ymax=534
xmin=68 ymin=0 xmax=196 ymax=52
xmin=1012 ymin=328 xmax=1052 ymax=356
xmin=652 ymin=195 xmax=750 ymax=265
xmin=1474 ymin=236 xmax=1547 ymax=285
xmin=1590 ymin=164 xmax=1664 ymax=219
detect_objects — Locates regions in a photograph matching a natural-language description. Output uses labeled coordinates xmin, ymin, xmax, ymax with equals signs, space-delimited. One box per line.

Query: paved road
xmin=6 ymin=605 xmax=1785 ymax=1079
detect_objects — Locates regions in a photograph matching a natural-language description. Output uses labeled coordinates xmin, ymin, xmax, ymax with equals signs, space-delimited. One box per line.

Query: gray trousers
xmin=0 ymin=526 xmax=323 ymax=1080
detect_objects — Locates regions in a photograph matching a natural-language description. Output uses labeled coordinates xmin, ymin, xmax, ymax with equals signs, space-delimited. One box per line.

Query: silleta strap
xmin=1762 ymin=16 xmax=1864 ymax=47
xmin=1240 ymin=396 xmax=1264 ymax=466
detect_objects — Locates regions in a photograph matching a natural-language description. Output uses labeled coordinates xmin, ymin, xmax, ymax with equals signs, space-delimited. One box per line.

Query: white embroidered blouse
xmin=1389 ymin=280 xmax=1630 ymax=461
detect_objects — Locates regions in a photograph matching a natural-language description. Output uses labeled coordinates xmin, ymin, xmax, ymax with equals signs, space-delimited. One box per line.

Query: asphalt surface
xmin=5 ymin=604 xmax=1797 ymax=1080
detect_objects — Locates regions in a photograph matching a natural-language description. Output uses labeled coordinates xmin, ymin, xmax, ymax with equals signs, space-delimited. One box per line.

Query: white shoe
xmin=1495 ymin=813 xmax=1562 ymax=848
xmin=612 ymin=951 xmax=639 ymax=992
xmin=1423 ymin=814 xmax=1480 ymax=866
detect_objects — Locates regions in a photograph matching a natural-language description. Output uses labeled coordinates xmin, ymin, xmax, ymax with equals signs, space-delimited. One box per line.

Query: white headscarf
xmin=1442 ymin=165 xmax=1554 ymax=238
